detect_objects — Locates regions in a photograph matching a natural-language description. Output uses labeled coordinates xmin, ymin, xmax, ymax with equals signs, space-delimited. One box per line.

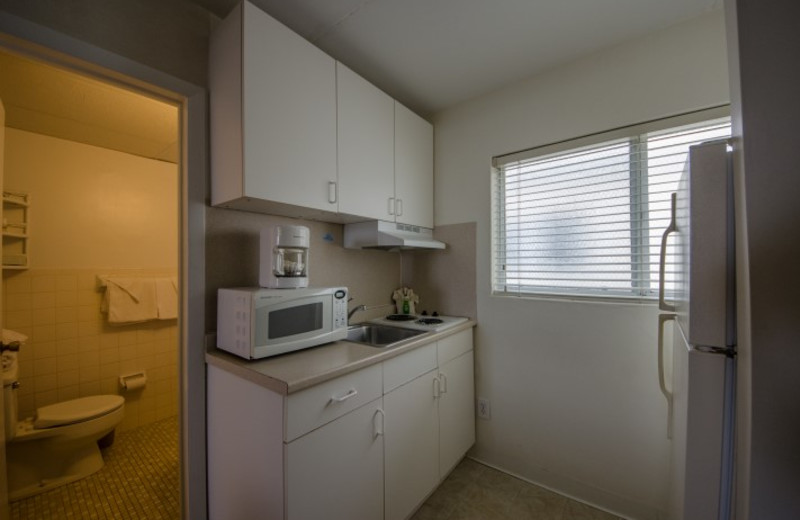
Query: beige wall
xmin=2 ymin=130 xmax=179 ymax=431
xmin=432 ymin=10 xmax=730 ymax=519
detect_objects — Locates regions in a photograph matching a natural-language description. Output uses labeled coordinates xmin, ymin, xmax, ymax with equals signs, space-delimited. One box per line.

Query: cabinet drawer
xmin=437 ymin=328 xmax=473 ymax=366
xmin=286 ymin=363 xmax=382 ymax=441
xmin=383 ymin=343 xmax=436 ymax=393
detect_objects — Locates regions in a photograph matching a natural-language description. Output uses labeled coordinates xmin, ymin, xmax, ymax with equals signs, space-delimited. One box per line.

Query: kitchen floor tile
xmin=416 ymin=458 xmax=625 ymax=520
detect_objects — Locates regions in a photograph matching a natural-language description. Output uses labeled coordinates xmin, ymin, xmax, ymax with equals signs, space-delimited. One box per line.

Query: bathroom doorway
xmin=0 ymin=48 xmax=182 ymax=517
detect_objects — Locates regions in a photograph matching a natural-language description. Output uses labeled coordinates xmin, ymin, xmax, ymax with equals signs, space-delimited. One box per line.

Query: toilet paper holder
xmin=119 ymin=371 xmax=147 ymax=391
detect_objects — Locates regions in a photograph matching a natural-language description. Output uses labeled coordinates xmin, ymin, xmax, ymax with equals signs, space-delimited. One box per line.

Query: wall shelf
xmin=3 ymin=191 xmax=29 ymax=270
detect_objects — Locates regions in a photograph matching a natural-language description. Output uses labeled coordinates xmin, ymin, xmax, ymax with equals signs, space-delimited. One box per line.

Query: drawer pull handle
xmin=374 ymin=408 xmax=385 ymax=438
xmin=330 ymin=388 xmax=358 ymax=404
xmin=439 ymin=373 xmax=448 ymax=394
xmin=433 ymin=377 xmax=441 ymax=399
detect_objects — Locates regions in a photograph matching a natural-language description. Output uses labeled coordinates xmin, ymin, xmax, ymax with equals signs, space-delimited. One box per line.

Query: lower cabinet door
xmin=439 ymin=350 xmax=475 ymax=478
xmin=286 ymin=397 xmax=384 ymax=520
xmin=384 ymin=369 xmax=440 ymax=520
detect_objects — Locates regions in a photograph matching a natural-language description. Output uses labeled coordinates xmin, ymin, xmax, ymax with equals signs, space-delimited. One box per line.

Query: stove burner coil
xmin=385 ymin=314 xmax=417 ymax=322
xmin=415 ymin=318 xmax=444 ymax=325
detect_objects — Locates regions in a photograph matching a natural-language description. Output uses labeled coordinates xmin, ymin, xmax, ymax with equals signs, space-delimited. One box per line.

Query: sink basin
xmin=345 ymin=324 xmax=427 ymax=348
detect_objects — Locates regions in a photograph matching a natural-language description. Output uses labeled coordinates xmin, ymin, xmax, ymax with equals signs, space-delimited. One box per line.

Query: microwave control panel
xmin=333 ymin=288 xmax=348 ymax=328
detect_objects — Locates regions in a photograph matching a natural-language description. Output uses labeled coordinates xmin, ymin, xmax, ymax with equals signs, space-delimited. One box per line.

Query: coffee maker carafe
xmin=260 ymin=225 xmax=310 ymax=288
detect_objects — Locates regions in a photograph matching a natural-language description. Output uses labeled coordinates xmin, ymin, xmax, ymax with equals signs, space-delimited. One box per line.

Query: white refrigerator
xmin=657 ymin=140 xmax=736 ymax=520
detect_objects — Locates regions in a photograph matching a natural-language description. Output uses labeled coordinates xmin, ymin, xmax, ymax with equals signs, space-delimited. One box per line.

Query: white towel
xmin=105 ymin=277 xmax=159 ymax=324
xmin=155 ymin=277 xmax=178 ymax=320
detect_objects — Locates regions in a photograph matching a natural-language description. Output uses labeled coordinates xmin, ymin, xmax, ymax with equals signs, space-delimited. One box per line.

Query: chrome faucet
xmin=348 ymin=304 xmax=367 ymax=321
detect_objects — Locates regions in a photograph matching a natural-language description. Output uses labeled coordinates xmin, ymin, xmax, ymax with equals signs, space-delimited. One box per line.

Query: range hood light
xmin=344 ymin=221 xmax=446 ymax=250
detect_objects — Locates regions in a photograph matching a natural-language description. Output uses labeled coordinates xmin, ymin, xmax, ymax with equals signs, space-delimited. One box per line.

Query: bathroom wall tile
xmin=31 ymin=275 xmax=57 ymax=293
xmin=57 ymin=354 xmax=80 ymax=372
xmin=31 ymin=292 xmax=56 ymax=309
xmin=78 ymin=290 xmax=101 ymax=307
xmin=57 ymin=369 xmax=80 ymax=387
xmin=137 ymin=342 xmax=155 ymax=358
xmin=100 ymin=362 xmax=121 ymax=379
xmin=33 ymin=341 xmax=57 ymax=360
xmin=78 ymin=321 xmax=102 ymax=337
xmin=56 ymin=306 xmax=79 ymax=324
xmin=78 ymin=304 xmax=102 ymax=323
xmin=99 ymin=333 xmax=119 ymax=350
xmin=5 ymin=309 xmax=32 ymax=329
xmin=5 ymin=293 xmax=31 ymax=311
xmin=140 ymin=356 xmax=157 ymax=371
xmin=100 ymin=376 xmax=118 ymax=395
xmin=56 ymin=322 xmax=78 ymax=340
xmin=58 ymin=384 xmax=80 ymax=402
xmin=137 ymin=328 xmax=156 ymax=343
xmin=100 ymin=348 xmax=120 ymax=365
xmin=156 ymin=352 xmax=177 ymax=368
xmin=78 ymin=335 xmax=99 ymax=353
xmin=5 ymin=274 xmax=31 ymax=294
xmin=80 ymin=365 xmax=100 ymax=383
xmin=32 ymin=324 xmax=56 ymax=343
xmin=35 ymin=374 xmax=58 ymax=393
xmin=56 ymin=338 xmax=79 ymax=357
xmin=118 ymin=330 xmax=138 ymax=346
xmin=18 ymin=394 xmax=34 ymax=415
xmin=79 ymin=381 xmax=101 ymax=397
xmin=35 ymin=389 xmax=59 ymax=408
xmin=56 ymin=290 xmax=78 ymax=307
xmin=79 ymin=350 xmax=100 ymax=369
xmin=119 ymin=344 xmax=137 ymax=362
xmin=119 ymin=358 xmax=140 ymax=375
xmin=56 ymin=275 xmax=78 ymax=292
xmin=139 ymin=409 xmax=157 ymax=426
xmin=34 ymin=357 xmax=58 ymax=376
xmin=150 ymin=366 xmax=169 ymax=382
xmin=31 ymin=307 xmax=56 ymax=326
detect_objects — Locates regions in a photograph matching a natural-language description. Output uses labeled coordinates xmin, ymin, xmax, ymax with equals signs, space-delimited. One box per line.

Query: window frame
xmin=491 ymin=105 xmax=731 ymax=302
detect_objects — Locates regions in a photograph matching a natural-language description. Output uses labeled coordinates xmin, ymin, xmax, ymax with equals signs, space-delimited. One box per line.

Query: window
xmin=492 ymin=108 xmax=731 ymax=300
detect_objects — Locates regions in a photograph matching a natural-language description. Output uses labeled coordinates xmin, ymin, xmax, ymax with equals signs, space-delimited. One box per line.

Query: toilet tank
xmin=2 ymin=352 xmax=20 ymax=440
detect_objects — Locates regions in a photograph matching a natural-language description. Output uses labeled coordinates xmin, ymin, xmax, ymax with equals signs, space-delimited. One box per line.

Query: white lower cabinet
xmin=287 ymin=397 xmax=385 ymax=520
xmin=207 ymin=327 xmax=474 ymax=520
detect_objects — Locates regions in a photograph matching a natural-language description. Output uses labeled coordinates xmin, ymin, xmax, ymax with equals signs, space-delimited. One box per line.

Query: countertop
xmin=205 ymin=320 xmax=475 ymax=395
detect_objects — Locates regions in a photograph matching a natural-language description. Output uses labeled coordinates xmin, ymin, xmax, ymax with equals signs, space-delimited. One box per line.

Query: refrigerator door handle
xmin=658 ymin=313 xmax=676 ymax=439
xmin=658 ymin=192 xmax=678 ymax=312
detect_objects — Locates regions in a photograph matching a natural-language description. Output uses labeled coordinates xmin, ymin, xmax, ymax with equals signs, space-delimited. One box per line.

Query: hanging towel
xmin=104 ymin=277 xmax=159 ymax=324
xmin=155 ymin=277 xmax=178 ymax=320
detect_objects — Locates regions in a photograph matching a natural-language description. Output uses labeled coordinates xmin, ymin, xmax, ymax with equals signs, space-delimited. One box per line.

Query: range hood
xmin=344 ymin=221 xmax=446 ymax=250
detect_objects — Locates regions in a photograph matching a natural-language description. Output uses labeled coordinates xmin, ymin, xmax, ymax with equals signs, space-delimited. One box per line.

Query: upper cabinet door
xmin=394 ymin=102 xmax=434 ymax=228
xmin=336 ymin=62 xmax=395 ymax=221
xmin=242 ymin=2 xmax=337 ymax=212
xmin=210 ymin=1 xmax=337 ymax=213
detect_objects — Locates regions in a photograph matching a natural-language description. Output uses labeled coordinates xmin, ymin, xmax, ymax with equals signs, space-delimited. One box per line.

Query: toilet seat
xmin=35 ymin=395 xmax=125 ymax=428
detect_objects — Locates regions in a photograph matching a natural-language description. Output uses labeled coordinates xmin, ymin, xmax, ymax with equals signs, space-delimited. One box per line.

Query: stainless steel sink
xmin=345 ymin=324 xmax=427 ymax=348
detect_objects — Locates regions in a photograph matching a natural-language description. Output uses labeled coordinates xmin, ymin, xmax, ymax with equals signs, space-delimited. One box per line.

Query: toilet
xmin=2 ymin=351 xmax=125 ymax=501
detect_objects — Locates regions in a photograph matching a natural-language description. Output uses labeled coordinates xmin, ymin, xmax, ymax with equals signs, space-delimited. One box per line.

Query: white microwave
xmin=216 ymin=286 xmax=349 ymax=359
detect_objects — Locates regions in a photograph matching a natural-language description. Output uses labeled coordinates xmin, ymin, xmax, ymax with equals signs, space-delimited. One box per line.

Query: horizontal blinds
xmin=493 ymin=114 xmax=731 ymax=299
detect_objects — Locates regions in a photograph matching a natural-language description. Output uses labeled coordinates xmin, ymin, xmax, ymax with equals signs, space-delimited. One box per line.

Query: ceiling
xmin=196 ymin=0 xmax=723 ymax=116
xmin=0 ymin=0 xmax=721 ymax=164
xmin=0 ymin=51 xmax=179 ymax=163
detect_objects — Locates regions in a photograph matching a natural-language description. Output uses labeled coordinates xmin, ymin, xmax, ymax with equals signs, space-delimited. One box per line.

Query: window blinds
xmin=492 ymin=109 xmax=731 ymax=299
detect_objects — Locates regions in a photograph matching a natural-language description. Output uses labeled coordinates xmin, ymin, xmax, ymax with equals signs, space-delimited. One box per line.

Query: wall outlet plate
xmin=477 ymin=397 xmax=491 ymax=420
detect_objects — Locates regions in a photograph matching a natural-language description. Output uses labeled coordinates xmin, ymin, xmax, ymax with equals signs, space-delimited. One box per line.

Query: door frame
xmin=0 ymin=12 xmax=208 ymax=519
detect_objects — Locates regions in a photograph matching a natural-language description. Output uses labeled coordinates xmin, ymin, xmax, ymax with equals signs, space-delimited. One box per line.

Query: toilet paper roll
xmin=120 ymin=371 xmax=147 ymax=391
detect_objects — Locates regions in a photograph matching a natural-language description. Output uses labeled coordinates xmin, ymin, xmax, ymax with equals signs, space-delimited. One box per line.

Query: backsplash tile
xmin=3 ymin=268 xmax=178 ymax=431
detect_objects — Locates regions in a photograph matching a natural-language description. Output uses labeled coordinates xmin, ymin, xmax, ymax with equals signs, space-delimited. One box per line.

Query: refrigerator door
xmin=669 ymin=321 xmax=726 ymax=520
xmin=674 ymin=140 xmax=732 ymax=349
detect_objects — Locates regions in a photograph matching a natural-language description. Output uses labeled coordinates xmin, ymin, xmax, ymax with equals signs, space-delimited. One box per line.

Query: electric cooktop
xmin=369 ymin=313 xmax=469 ymax=332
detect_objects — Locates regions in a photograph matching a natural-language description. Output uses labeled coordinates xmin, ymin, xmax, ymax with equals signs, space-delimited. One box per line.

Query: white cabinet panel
xmin=286 ymin=398 xmax=385 ymax=520
xmin=336 ymin=62 xmax=395 ymax=221
xmin=394 ymin=102 xmax=434 ymax=228
xmin=438 ymin=350 xmax=475 ymax=478
xmin=210 ymin=0 xmax=337 ymax=214
xmin=384 ymin=370 xmax=439 ymax=520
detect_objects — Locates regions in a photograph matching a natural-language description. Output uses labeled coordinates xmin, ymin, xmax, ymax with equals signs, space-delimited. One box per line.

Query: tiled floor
xmin=414 ymin=458 xmax=624 ymax=520
xmin=10 ymin=415 xmax=179 ymax=520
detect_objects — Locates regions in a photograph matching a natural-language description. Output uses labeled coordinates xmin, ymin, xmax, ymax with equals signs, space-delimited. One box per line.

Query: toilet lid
xmin=34 ymin=395 xmax=125 ymax=428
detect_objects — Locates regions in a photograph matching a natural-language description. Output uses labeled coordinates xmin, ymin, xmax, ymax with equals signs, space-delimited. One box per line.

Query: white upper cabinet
xmin=210 ymin=1 xmax=337 ymax=215
xmin=394 ymin=102 xmax=434 ymax=228
xmin=336 ymin=62 xmax=395 ymax=222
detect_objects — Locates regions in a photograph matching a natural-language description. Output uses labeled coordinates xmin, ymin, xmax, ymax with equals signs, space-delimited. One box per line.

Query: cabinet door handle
xmin=328 ymin=181 xmax=337 ymax=204
xmin=330 ymin=388 xmax=357 ymax=404
xmin=433 ymin=376 xmax=441 ymax=398
xmin=395 ymin=198 xmax=403 ymax=217
xmin=439 ymin=373 xmax=448 ymax=394
xmin=388 ymin=197 xmax=395 ymax=216
xmin=374 ymin=408 xmax=385 ymax=438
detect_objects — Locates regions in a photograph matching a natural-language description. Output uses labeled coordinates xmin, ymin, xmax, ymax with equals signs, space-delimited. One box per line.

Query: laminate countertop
xmin=205 ymin=320 xmax=475 ymax=395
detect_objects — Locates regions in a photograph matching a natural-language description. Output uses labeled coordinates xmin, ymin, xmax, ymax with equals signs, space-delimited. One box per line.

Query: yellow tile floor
xmin=414 ymin=458 xmax=624 ymax=520
xmin=10 ymin=415 xmax=179 ymax=520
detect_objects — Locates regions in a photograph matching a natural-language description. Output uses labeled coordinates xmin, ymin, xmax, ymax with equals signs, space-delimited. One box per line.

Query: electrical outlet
xmin=477 ymin=398 xmax=491 ymax=420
